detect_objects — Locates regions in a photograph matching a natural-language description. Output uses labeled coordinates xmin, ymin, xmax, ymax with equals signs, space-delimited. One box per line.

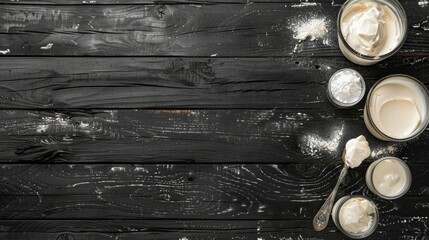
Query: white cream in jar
xmin=366 ymin=157 xmax=411 ymax=199
xmin=365 ymin=75 xmax=429 ymax=140
xmin=338 ymin=0 xmax=407 ymax=65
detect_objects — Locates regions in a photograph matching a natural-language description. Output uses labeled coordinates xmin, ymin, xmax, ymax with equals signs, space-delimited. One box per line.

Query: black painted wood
xmin=0 ymin=109 xmax=426 ymax=163
xmin=0 ymin=2 xmax=427 ymax=57
xmin=0 ymin=0 xmax=428 ymax=239
xmin=0 ymin=57 xmax=428 ymax=109
xmin=0 ymin=219 xmax=427 ymax=240
xmin=0 ymin=164 xmax=427 ymax=220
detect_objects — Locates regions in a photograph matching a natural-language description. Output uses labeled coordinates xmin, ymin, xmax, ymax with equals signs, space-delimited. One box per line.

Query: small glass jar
xmin=327 ymin=68 xmax=365 ymax=108
xmin=337 ymin=0 xmax=407 ymax=65
xmin=332 ymin=195 xmax=379 ymax=239
xmin=366 ymin=157 xmax=412 ymax=199
xmin=364 ymin=74 xmax=429 ymax=141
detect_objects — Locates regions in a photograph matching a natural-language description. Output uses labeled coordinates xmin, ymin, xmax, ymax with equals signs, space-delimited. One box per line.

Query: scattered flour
xmin=370 ymin=144 xmax=400 ymax=159
xmin=300 ymin=124 xmax=344 ymax=157
xmin=293 ymin=18 xmax=328 ymax=41
xmin=291 ymin=2 xmax=319 ymax=8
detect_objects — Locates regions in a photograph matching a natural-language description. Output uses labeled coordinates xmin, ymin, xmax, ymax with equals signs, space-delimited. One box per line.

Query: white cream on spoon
xmin=313 ymin=136 xmax=371 ymax=231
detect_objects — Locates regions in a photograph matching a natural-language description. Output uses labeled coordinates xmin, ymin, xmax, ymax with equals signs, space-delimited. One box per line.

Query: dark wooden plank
xmin=0 ymin=164 xmax=427 ymax=220
xmin=0 ymin=0 xmax=344 ymax=4
xmin=0 ymin=109 xmax=427 ymax=163
xmin=0 ymin=2 xmax=427 ymax=56
xmin=0 ymin=57 xmax=428 ymax=109
xmin=0 ymin=219 xmax=427 ymax=240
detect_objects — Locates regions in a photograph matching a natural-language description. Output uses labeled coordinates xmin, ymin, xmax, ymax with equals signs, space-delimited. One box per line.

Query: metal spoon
xmin=313 ymin=150 xmax=349 ymax=231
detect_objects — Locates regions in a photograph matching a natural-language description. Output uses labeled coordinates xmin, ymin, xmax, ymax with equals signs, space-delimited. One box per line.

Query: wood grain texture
xmin=0 ymin=109 xmax=427 ymax=163
xmin=0 ymin=1 xmax=427 ymax=56
xmin=0 ymin=219 xmax=427 ymax=240
xmin=0 ymin=164 xmax=427 ymax=220
xmin=0 ymin=0 xmax=346 ymax=4
xmin=0 ymin=57 xmax=428 ymax=109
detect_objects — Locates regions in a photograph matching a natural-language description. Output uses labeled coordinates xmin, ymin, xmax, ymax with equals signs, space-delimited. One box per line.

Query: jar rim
xmin=332 ymin=195 xmax=379 ymax=239
xmin=366 ymin=157 xmax=412 ymax=199
xmin=364 ymin=74 xmax=429 ymax=141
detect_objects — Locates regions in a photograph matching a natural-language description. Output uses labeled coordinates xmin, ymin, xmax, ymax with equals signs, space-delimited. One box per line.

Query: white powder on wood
xmin=329 ymin=69 xmax=363 ymax=103
xmin=293 ymin=18 xmax=328 ymax=41
xmin=300 ymin=124 xmax=344 ymax=157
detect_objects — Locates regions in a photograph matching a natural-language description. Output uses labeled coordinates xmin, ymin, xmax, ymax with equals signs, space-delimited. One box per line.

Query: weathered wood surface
xmin=0 ymin=219 xmax=427 ymax=240
xmin=0 ymin=109 xmax=426 ymax=163
xmin=0 ymin=2 xmax=427 ymax=56
xmin=0 ymin=164 xmax=427 ymax=220
xmin=0 ymin=0 xmax=428 ymax=239
xmin=0 ymin=57 xmax=428 ymax=109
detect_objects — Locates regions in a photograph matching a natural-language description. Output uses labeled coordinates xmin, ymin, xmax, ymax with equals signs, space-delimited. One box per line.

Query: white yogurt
xmin=339 ymin=197 xmax=374 ymax=233
xmin=366 ymin=157 xmax=411 ymax=199
xmin=344 ymin=135 xmax=371 ymax=169
xmin=365 ymin=76 xmax=428 ymax=140
xmin=338 ymin=0 xmax=407 ymax=65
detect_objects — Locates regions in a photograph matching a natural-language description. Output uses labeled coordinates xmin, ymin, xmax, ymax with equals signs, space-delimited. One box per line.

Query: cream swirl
xmin=344 ymin=135 xmax=371 ymax=169
xmin=341 ymin=2 xmax=399 ymax=56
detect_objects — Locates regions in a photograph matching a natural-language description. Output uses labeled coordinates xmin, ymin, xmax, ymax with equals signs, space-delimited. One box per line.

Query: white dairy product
xmin=372 ymin=159 xmax=408 ymax=197
xmin=329 ymin=69 xmax=363 ymax=104
xmin=344 ymin=135 xmax=371 ymax=168
xmin=339 ymin=197 xmax=374 ymax=233
xmin=367 ymin=76 xmax=427 ymax=139
xmin=340 ymin=1 xmax=400 ymax=56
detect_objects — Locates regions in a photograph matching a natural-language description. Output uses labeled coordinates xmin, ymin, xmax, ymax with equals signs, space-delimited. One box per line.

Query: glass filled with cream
xmin=365 ymin=157 xmax=411 ymax=199
xmin=364 ymin=75 xmax=429 ymax=141
xmin=332 ymin=195 xmax=379 ymax=239
xmin=337 ymin=0 xmax=407 ymax=65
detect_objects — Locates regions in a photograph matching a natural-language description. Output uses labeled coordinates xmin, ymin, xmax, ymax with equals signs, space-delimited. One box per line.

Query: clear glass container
xmin=364 ymin=74 xmax=429 ymax=141
xmin=365 ymin=157 xmax=411 ymax=199
xmin=327 ymin=68 xmax=365 ymax=108
xmin=337 ymin=0 xmax=407 ymax=65
xmin=332 ymin=195 xmax=379 ymax=239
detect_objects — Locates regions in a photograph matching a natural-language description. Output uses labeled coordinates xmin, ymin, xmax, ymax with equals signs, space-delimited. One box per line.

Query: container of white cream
xmin=337 ymin=0 xmax=407 ymax=65
xmin=364 ymin=75 xmax=429 ymax=141
xmin=365 ymin=157 xmax=411 ymax=199
xmin=332 ymin=195 xmax=379 ymax=239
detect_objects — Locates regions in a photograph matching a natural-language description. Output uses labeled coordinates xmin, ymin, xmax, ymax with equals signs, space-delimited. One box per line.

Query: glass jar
xmin=337 ymin=0 xmax=407 ymax=65
xmin=365 ymin=157 xmax=412 ymax=199
xmin=327 ymin=68 xmax=365 ymax=108
xmin=332 ymin=195 xmax=379 ymax=239
xmin=364 ymin=74 xmax=429 ymax=141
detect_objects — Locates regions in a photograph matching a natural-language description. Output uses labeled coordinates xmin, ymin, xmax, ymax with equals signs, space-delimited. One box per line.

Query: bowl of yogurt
xmin=364 ymin=75 xmax=429 ymax=141
xmin=365 ymin=157 xmax=412 ymax=199
xmin=337 ymin=0 xmax=407 ymax=65
xmin=332 ymin=195 xmax=379 ymax=239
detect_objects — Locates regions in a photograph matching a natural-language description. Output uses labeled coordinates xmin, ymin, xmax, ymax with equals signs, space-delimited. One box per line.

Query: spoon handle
xmin=313 ymin=165 xmax=349 ymax=231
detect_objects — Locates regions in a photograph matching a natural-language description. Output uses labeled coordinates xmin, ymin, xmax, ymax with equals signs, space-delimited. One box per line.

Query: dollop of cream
xmin=339 ymin=197 xmax=374 ymax=233
xmin=344 ymin=135 xmax=371 ymax=168
xmin=341 ymin=2 xmax=400 ymax=56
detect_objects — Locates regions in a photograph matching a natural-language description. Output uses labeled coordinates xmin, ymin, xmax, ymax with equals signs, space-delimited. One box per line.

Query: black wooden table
xmin=0 ymin=0 xmax=428 ymax=239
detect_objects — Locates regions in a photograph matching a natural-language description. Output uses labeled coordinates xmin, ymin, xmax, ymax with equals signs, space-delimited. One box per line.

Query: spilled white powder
xmin=300 ymin=124 xmax=344 ymax=157
xmin=293 ymin=18 xmax=328 ymax=41
xmin=370 ymin=145 xmax=398 ymax=158
xmin=329 ymin=69 xmax=363 ymax=104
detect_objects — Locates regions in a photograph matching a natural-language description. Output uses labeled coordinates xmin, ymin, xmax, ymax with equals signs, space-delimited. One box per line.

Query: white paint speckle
xmin=0 ymin=49 xmax=10 ymax=55
xmin=40 ymin=43 xmax=53 ymax=50
xmin=418 ymin=0 xmax=428 ymax=7
xmin=210 ymin=53 xmax=218 ymax=57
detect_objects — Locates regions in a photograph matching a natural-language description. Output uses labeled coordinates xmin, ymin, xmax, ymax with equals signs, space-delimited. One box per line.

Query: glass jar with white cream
xmin=365 ymin=157 xmax=411 ymax=199
xmin=332 ymin=195 xmax=379 ymax=239
xmin=337 ymin=0 xmax=407 ymax=65
xmin=364 ymin=75 xmax=429 ymax=141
